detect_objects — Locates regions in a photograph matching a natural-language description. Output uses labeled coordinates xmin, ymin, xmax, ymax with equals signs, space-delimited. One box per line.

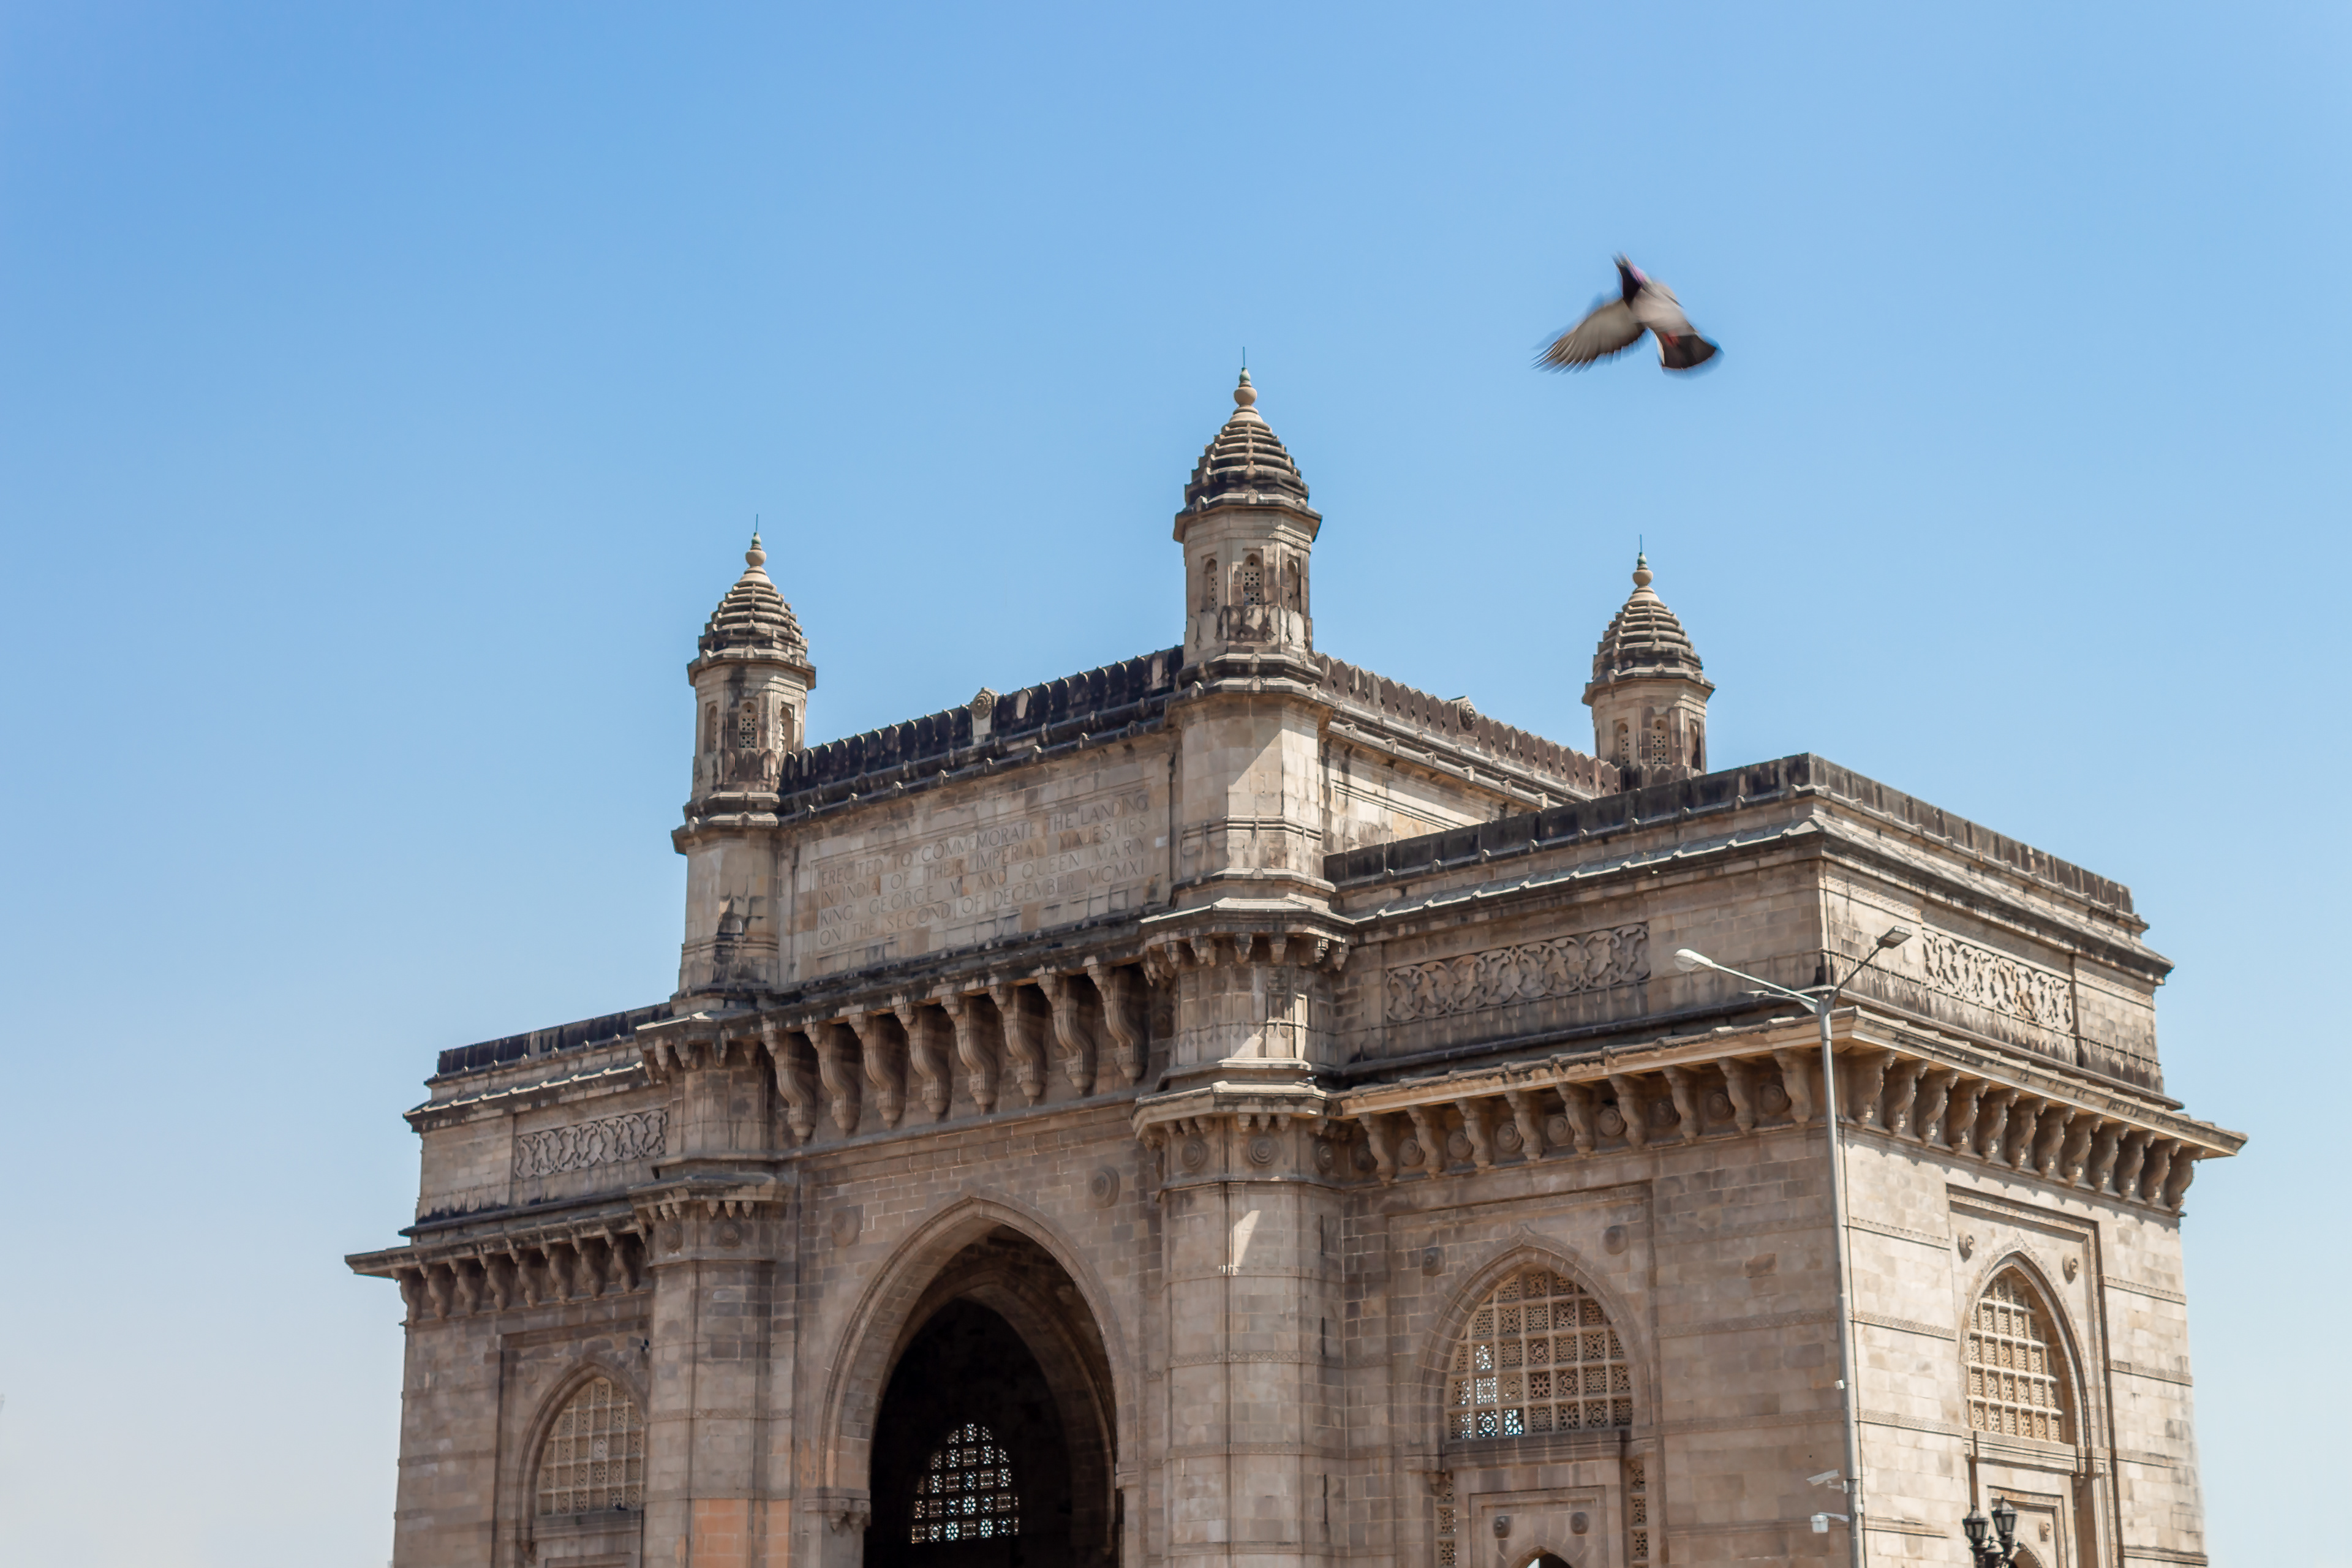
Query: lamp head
xmin=1991 ymin=1498 xmax=2017 ymax=1544
xmin=1673 ymin=948 xmax=1714 ymax=974
xmin=1877 ymin=925 xmax=1915 ymax=950
xmin=1962 ymin=1510 xmax=1988 ymax=1548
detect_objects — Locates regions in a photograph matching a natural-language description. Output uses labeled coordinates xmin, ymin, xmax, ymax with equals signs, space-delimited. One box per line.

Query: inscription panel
xmin=797 ymin=771 xmax=1164 ymax=973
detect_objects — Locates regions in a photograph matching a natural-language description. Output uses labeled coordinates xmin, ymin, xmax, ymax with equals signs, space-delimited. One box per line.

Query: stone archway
xmin=864 ymin=1227 xmax=1118 ymax=1568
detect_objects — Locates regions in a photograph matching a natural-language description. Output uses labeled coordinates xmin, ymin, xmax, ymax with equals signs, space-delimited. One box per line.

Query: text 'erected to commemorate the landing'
xmin=804 ymin=788 xmax=1157 ymax=954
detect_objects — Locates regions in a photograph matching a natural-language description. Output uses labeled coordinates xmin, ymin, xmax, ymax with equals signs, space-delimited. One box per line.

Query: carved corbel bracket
xmin=1038 ymin=970 xmax=1098 ymax=1096
xmin=846 ymin=1010 xmax=905 ymax=1131
xmin=1357 ymin=1111 xmax=1402 ymax=1183
xmin=1084 ymin=958 xmax=1145 ymax=1086
xmin=889 ymin=994 xmax=953 ymax=1120
xmin=987 ymin=978 xmax=1049 ymax=1106
xmin=938 ymin=990 xmax=1000 ymax=1115
xmin=1605 ymin=1073 xmax=1650 ymax=1150
xmin=759 ymin=1017 xmax=820 ymax=1144
xmin=814 ymin=1019 xmax=863 ymax=1136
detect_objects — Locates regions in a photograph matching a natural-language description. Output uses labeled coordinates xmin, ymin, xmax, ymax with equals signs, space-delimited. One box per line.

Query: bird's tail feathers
xmin=1657 ymin=333 xmax=1721 ymax=372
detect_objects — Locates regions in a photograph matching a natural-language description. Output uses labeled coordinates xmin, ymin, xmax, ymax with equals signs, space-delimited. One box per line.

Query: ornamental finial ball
xmin=747 ymin=531 xmax=767 ymax=570
xmin=1632 ymin=552 xmax=1653 ymax=590
xmin=1234 ymin=369 xmax=1256 ymax=409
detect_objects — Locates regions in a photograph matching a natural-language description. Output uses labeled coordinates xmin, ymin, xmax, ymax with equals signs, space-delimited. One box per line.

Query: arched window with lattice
xmin=536 ymin=1376 xmax=646 ymax=1515
xmin=1447 ymin=1267 xmax=1632 ymax=1439
xmin=1964 ymin=1268 xmax=2073 ymax=1442
xmin=909 ymin=1421 xmax=1021 ymax=1545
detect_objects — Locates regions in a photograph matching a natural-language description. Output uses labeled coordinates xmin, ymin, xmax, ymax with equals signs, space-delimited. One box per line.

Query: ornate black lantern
xmin=1961 ymin=1498 xmax=2021 ymax=1567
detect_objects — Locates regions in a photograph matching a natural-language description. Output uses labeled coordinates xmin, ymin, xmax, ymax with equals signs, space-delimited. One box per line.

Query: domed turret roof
xmin=1588 ymin=554 xmax=1709 ymax=690
xmin=697 ymin=533 xmax=810 ymax=667
xmin=1178 ymin=371 xmax=1317 ymax=520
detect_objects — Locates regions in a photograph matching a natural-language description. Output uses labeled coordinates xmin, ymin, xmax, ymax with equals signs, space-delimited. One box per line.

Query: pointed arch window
xmin=1447 ymin=1268 xmax=1631 ymax=1439
xmin=909 ymin=1421 xmax=1020 ymax=1544
xmin=1965 ymin=1269 xmax=2072 ymax=1442
xmin=536 ymin=1376 xmax=646 ymax=1515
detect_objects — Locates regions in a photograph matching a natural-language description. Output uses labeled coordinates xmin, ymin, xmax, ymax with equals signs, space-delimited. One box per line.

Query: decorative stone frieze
xmin=513 ymin=1108 xmax=668 ymax=1178
xmin=1916 ymin=929 xmax=2075 ymax=1031
xmin=1384 ymin=923 xmax=1649 ymax=1023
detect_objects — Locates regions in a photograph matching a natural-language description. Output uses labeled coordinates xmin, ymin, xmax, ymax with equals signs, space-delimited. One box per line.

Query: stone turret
xmin=1174 ymin=369 xmax=1321 ymax=667
xmin=1583 ymin=552 xmax=1713 ymax=786
xmin=688 ymin=532 xmax=815 ymax=804
xmin=676 ymin=532 xmax=815 ymax=997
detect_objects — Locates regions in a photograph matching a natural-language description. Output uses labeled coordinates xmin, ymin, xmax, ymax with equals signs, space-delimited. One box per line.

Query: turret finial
xmin=1632 ymin=551 xmax=1653 ymax=590
xmin=747 ymin=529 xmax=767 ymax=570
xmin=1234 ymin=368 xmax=1257 ymax=409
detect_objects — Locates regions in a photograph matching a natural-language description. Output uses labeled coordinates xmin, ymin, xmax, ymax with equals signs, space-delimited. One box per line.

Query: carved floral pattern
xmin=1385 ymin=925 xmax=1648 ymax=1023
xmin=513 ymin=1109 xmax=668 ymax=1179
xmin=1918 ymin=932 xmax=2075 ymax=1032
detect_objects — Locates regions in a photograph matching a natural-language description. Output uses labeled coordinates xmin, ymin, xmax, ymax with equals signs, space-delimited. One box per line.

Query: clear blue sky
xmin=1 ymin=4 xmax=2343 ymax=1564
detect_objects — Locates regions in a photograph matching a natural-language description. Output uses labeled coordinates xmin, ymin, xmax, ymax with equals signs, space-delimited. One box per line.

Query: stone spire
xmin=696 ymin=532 xmax=809 ymax=665
xmin=1584 ymin=552 xmax=1714 ymax=785
xmin=1174 ymin=370 xmax=1321 ymax=668
xmin=1178 ymin=369 xmax=1314 ymax=516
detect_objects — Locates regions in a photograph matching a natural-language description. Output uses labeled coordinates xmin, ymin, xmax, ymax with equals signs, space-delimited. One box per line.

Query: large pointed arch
xmin=1411 ymin=1237 xmax=1653 ymax=1453
xmin=816 ymin=1190 xmax=1136 ymax=1499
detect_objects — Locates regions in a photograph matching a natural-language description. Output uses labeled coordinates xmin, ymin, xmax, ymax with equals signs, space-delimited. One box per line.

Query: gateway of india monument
xmin=350 ymin=373 xmax=2239 ymax=1568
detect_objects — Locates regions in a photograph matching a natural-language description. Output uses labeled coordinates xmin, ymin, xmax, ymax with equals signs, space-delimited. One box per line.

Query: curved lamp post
xmin=1672 ymin=924 xmax=1913 ymax=1568
xmin=1962 ymin=1498 xmax=2021 ymax=1566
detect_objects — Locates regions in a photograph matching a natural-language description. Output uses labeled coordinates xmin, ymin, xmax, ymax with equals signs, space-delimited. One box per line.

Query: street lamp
xmin=1672 ymin=924 xmax=1913 ymax=1568
xmin=1961 ymin=1498 xmax=2020 ymax=1567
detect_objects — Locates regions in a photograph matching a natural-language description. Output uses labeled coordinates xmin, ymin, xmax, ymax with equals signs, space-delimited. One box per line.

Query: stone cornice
xmin=1331 ymin=1006 xmax=2240 ymax=1212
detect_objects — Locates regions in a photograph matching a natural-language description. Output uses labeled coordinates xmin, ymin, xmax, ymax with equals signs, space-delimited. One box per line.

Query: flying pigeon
xmin=1537 ymin=256 xmax=1719 ymax=372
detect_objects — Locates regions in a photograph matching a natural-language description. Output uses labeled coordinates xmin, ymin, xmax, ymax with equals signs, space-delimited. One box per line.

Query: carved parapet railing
xmin=1334 ymin=1011 xmax=2241 ymax=1214
xmin=349 ymin=1210 xmax=654 ymax=1325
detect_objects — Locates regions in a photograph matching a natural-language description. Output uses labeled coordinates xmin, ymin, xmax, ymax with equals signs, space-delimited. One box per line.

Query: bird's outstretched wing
xmin=1536 ymin=299 xmax=1645 ymax=369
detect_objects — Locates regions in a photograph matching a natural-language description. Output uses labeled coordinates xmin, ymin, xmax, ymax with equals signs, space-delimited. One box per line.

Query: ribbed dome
xmin=1590 ymin=554 xmax=1705 ymax=685
xmin=1180 ymin=370 xmax=1313 ymax=516
xmin=698 ymin=534 xmax=809 ymax=663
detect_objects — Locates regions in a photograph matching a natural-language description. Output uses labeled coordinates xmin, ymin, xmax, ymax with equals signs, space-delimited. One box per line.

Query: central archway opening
xmin=865 ymin=1229 xmax=1116 ymax=1568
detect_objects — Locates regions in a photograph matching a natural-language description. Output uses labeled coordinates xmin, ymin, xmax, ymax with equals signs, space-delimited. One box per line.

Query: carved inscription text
xmin=513 ymin=1109 xmax=668 ymax=1179
xmin=1385 ymin=924 xmax=1649 ymax=1023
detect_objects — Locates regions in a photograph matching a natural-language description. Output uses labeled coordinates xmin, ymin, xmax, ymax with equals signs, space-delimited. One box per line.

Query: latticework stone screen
xmin=536 ymin=1376 xmax=646 ymax=1515
xmin=910 ymin=1421 xmax=1021 ymax=1544
xmin=1448 ymin=1268 xmax=1632 ymax=1439
xmin=1965 ymin=1270 xmax=2071 ymax=1442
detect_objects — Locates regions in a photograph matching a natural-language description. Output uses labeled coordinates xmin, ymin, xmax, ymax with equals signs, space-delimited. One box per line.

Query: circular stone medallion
xmin=1247 ymin=1134 xmax=1280 ymax=1167
xmin=1088 ymin=1166 xmax=1121 ymax=1208
xmin=1597 ymin=1107 xmax=1627 ymax=1138
xmin=1544 ymin=1114 xmax=1573 ymax=1148
xmin=1444 ymin=1129 xmax=1473 ymax=1163
xmin=1180 ymin=1137 xmax=1210 ymax=1172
